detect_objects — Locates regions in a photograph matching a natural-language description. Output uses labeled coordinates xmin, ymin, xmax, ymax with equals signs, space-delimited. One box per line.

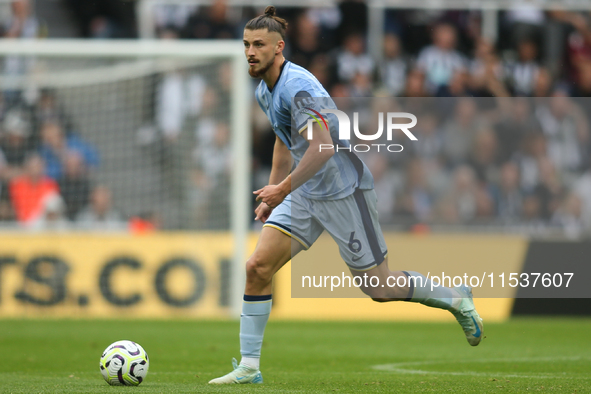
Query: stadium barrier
xmin=0 ymin=233 xmax=236 ymax=318
xmin=1 ymin=233 xmax=586 ymax=320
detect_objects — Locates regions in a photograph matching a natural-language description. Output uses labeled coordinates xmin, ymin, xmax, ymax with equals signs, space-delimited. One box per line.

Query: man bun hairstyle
xmin=245 ymin=5 xmax=288 ymax=39
xmin=264 ymin=5 xmax=276 ymax=16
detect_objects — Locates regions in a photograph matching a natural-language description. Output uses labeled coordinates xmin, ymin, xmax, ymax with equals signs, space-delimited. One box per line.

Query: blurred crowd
xmin=150 ymin=62 xmax=234 ymax=230
xmin=207 ymin=2 xmax=591 ymax=236
xmin=0 ymin=90 xmax=124 ymax=230
xmin=352 ymin=95 xmax=591 ymax=238
xmin=0 ymin=90 xmax=169 ymax=232
xmin=2 ymin=0 xmax=591 ymax=236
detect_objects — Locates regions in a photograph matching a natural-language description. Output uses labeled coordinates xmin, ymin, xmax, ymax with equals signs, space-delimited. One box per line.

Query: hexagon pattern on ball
xmin=99 ymin=340 xmax=149 ymax=386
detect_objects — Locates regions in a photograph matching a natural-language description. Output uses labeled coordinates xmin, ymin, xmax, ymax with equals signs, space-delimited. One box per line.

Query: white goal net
xmin=0 ymin=40 xmax=250 ymax=233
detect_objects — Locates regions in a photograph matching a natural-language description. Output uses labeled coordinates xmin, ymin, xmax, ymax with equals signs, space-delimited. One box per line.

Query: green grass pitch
xmin=0 ymin=318 xmax=589 ymax=393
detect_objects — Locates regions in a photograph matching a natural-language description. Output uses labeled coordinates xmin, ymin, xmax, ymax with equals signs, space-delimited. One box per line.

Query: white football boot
xmin=451 ymin=285 xmax=484 ymax=346
xmin=208 ymin=358 xmax=263 ymax=384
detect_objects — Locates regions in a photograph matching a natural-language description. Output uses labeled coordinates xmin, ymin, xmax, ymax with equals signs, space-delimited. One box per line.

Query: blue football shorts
xmin=263 ymin=188 xmax=388 ymax=271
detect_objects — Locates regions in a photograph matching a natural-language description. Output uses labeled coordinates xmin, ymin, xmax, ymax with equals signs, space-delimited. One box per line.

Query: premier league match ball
xmin=99 ymin=340 xmax=149 ymax=386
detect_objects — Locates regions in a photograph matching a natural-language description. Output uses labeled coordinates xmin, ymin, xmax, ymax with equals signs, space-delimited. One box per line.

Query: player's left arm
xmin=254 ymin=121 xmax=334 ymax=207
xmin=281 ymin=121 xmax=334 ymax=191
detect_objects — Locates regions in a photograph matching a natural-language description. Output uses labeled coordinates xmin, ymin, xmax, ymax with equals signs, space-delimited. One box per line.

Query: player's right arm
xmin=254 ymin=136 xmax=292 ymax=223
xmin=268 ymin=135 xmax=292 ymax=185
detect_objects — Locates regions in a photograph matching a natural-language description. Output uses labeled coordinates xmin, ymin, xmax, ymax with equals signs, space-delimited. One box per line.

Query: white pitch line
xmin=372 ymin=356 xmax=591 ymax=380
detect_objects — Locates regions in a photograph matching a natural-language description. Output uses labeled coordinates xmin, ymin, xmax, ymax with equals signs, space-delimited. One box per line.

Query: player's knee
xmin=245 ymin=255 xmax=274 ymax=283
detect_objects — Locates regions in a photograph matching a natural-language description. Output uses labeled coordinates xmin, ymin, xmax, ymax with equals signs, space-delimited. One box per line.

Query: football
xmin=99 ymin=340 xmax=149 ymax=386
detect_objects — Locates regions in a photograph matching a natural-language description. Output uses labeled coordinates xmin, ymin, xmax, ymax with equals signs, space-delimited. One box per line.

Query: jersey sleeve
xmin=254 ymin=84 xmax=266 ymax=113
xmin=282 ymin=78 xmax=327 ymax=135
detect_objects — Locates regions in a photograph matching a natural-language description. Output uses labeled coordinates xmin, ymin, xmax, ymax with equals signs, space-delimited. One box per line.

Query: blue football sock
xmin=403 ymin=271 xmax=460 ymax=310
xmin=239 ymin=294 xmax=272 ymax=369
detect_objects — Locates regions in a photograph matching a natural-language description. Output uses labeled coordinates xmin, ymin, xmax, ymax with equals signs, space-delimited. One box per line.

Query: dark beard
xmin=248 ymin=55 xmax=275 ymax=78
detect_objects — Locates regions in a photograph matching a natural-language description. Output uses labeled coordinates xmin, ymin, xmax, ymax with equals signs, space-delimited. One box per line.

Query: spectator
xmin=196 ymin=121 xmax=232 ymax=181
xmin=77 ymin=186 xmax=124 ymax=231
xmin=410 ymin=112 xmax=445 ymax=185
xmin=505 ymin=39 xmax=542 ymax=96
xmin=411 ymin=111 xmax=442 ymax=157
xmin=30 ymin=193 xmax=69 ymax=231
xmin=290 ymin=12 xmax=321 ymax=70
xmin=467 ymin=128 xmax=499 ymax=185
xmin=440 ymin=165 xmax=493 ymax=223
xmin=191 ymin=121 xmax=232 ymax=229
xmin=64 ymin=0 xmax=136 ymax=38
xmin=193 ymin=86 xmax=222 ymax=152
xmin=0 ymin=196 xmax=14 ymax=222
xmin=214 ymin=61 xmax=233 ymax=113
xmin=152 ymin=62 xmax=193 ymax=200
xmin=521 ymin=192 xmax=544 ymax=229
xmin=336 ymin=33 xmax=374 ymax=83
xmin=532 ymin=68 xmax=553 ymax=98
xmin=156 ymin=66 xmax=206 ymax=143
xmin=492 ymin=161 xmax=523 ymax=222
xmin=494 ymin=97 xmax=540 ymax=162
xmin=0 ymin=93 xmax=6 ymax=120
xmin=572 ymin=61 xmax=591 ymax=98
xmin=505 ymin=3 xmax=545 ymax=45
xmin=153 ymin=3 xmax=197 ymax=37
xmin=535 ymin=91 xmax=589 ymax=172
xmin=0 ymin=145 xmax=6 ymax=180
xmin=401 ymin=68 xmax=428 ymax=97
xmin=395 ymin=158 xmax=434 ymax=222
xmin=551 ymin=193 xmax=585 ymax=238
xmin=551 ymin=10 xmax=591 ymax=92
xmin=0 ymin=146 xmax=7 ymax=212
xmin=469 ymin=39 xmax=505 ymax=96
xmin=335 ymin=0 xmax=367 ymax=46
xmin=158 ymin=70 xmax=192 ymax=140
xmin=9 ymin=153 xmax=60 ymax=226
xmin=39 ymin=121 xmax=99 ymax=180
xmin=364 ymin=153 xmax=398 ymax=223
xmin=532 ymin=157 xmax=565 ymax=221
xmin=305 ymin=6 xmax=341 ymax=47
xmin=514 ymin=132 xmax=548 ymax=192
xmin=184 ymin=0 xmax=236 ymax=39
xmin=416 ymin=23 xmax=466 ymax=93
xmin=0 ymin=110 xmax=30 ymax=179
xmin=33 ymin=89 xmax=72 ymax=143
xmin=380 ymin=33 xmax=408 ymax=96
xmin=329 ymin=83 xmax=351 ymax=98
xmin=308 ymin=54 xmax=332 ymax=88
xmin=441 ymin=98 xmax=485 ymax=167
xmin=574 ymin=163 xmax=591 ymax=232
xmin=58 ymin=151 xmax=90 ymax=221
xmin=349 ymin=72 xmax=373 ymax=97
xmin=437 ymin=69 xmax=472 ymax=97
xmin=3 ymin=0 xmax=37 ymax=38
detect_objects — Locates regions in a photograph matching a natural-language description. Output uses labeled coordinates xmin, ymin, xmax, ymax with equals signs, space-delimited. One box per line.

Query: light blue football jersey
xmin=255 ymin=60 xmax=373 ymax=200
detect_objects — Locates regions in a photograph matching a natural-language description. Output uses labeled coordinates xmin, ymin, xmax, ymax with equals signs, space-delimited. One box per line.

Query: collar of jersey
xmin=267 ymin=59 xmax=288 ymax=93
